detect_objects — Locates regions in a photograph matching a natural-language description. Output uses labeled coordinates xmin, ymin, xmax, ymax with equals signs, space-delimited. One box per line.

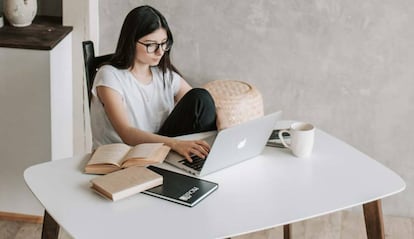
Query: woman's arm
xmin=174 ymin=78 xmax=192 ymax=103
xmin=96 ymin=85 xmax=209 ymax=162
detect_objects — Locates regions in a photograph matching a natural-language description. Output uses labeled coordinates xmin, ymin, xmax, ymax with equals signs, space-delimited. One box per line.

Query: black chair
xmin=82 ymin=41 xmax=114 ymax=106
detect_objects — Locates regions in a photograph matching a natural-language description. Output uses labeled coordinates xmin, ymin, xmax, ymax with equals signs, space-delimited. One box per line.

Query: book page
xmin=121 ymin=143 xmax=169 ymax=167
xmin=125 ymin=143 xmax=164 ymax=159
xmin=88 ymin=143 xmax=132 ymax=166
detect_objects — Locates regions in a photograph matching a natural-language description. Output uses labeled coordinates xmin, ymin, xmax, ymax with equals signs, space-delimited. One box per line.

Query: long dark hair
xmin=109 ymin=5 xmax=180 ymax=80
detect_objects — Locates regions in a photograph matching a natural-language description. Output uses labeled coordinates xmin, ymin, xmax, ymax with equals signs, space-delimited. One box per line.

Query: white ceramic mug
xmin=278 ymin=122 xmax=315 ymax=158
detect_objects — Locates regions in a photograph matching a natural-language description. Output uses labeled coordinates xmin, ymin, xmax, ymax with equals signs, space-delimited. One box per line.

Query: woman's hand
xmin=171 ymin=139 xmax=211 ymax=162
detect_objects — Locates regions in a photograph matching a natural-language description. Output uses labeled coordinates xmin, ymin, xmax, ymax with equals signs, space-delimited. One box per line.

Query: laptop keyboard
xmin=179 ymin=155 xmax=206 ymax=171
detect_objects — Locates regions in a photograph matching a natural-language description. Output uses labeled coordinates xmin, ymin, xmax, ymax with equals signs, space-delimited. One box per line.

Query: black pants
xmin=158 ymin=88 xmax=217 ymax=137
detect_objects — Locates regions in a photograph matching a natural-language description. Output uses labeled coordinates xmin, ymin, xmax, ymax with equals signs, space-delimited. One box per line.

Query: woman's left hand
xmin=170 ymin=139 xmax=210 ymax=162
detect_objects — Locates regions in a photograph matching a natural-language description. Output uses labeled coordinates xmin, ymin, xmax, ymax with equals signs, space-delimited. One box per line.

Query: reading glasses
xmin=137 ymin=41 xmax=171 ymax=53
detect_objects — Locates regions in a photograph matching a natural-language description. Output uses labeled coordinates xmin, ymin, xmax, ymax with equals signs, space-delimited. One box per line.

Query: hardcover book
xmin=143 ymin=166 xmax=219 ymax=207
xmin=90 ymin=166 xmax=163 ymax=201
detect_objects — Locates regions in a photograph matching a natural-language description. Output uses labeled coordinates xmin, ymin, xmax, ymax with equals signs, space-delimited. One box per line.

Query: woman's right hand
xmin=171 ymin=139 xmax=211 ymax=162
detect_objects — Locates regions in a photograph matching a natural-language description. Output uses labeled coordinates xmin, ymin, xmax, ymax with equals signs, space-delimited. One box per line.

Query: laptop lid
xmin=199 ymin=111 xmax=281 ymax=176
xmin=165 ymin=111 xmax=282 ymax=176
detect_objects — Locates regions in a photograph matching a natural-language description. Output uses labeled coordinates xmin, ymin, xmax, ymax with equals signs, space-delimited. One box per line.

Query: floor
xmin=1 ymin=211 xmax=413 ymax=239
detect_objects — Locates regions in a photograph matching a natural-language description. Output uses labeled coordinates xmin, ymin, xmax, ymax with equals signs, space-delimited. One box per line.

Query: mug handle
xmin=278 ymin=129 xmax=291 ymax=149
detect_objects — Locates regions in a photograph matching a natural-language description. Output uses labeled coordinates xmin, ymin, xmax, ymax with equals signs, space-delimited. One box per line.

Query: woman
xmin=90 ymin=5 xmax=216 ymax=162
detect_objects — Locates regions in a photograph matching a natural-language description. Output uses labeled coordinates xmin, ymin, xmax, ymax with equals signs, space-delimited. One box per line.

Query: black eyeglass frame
xmin=136 ymin=41 xmax=172 ymax=53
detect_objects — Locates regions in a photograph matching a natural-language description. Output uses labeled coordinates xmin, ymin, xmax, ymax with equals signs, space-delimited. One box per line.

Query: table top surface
xmin=24 ymin=126 xmax=405 ymax=239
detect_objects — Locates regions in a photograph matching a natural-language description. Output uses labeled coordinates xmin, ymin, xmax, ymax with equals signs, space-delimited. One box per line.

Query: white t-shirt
xmin=90 ymin=65 xmax=181 ymax=149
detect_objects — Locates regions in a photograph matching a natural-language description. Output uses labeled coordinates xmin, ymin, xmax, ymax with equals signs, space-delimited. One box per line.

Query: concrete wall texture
xmin=99 ymin=0 xmax=414 ymax=217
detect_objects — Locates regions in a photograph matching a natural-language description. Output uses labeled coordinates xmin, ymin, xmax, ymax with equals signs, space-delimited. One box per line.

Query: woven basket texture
xmin=203 ymin=80 xmax=264 ymax=130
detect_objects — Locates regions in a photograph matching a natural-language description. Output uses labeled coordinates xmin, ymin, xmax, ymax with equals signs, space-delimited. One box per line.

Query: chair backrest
xmin=82 ymin=41 xmax=113 ymax=106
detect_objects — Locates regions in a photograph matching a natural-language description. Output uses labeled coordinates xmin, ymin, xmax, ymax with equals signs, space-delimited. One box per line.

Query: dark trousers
xmin=158 ymin=88 xmax=217 ymax=137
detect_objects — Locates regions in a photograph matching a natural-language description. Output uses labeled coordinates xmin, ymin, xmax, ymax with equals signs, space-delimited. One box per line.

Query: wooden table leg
xmin=41 ymin=210 xmax=60 ymax=239
xmin=283 ymin=224 xmax=291 ymax=239
xmin=363 ymin=200 xmax=385 ymax=239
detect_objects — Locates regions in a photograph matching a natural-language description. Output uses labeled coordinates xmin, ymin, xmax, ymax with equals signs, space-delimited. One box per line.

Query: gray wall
xmin=0 ymin=0 xmax=61 ymax=17
xmin=99 ymin=0 xmax=414 ymax=217
xmin=37 ymin=0 xmax=62 ymax=17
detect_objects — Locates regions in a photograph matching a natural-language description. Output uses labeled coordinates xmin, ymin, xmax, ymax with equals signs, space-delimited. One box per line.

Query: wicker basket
xmin=203 ymin=80 xmax=264 ymax=130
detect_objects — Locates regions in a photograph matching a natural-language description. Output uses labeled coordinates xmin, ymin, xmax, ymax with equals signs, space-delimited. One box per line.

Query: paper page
xmin=88 ymin=143 xmax=131 ymax=166
xmin=125 ymin=143 xmax=164 ymax=159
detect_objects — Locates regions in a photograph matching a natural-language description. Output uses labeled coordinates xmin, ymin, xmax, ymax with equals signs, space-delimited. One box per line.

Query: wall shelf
xmin=0 ymin=16 xmax=72 ymax=50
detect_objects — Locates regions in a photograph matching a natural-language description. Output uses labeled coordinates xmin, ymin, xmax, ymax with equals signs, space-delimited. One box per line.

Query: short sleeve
xmin=91 ymin=65 xmax=125 ymax=98
xmin=171 ymin=71 xmax=182 ymax=96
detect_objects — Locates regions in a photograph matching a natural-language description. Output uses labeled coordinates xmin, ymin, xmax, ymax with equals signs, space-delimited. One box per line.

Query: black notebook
xmin=266 ymin=129 xmax=289 ymax=148
xmin=144 ymin=166 xmax=218 ymax=207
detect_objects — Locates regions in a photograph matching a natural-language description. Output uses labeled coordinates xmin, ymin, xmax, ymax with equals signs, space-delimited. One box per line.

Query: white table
xmin=24 ymin=129 xmax=405 ymax=239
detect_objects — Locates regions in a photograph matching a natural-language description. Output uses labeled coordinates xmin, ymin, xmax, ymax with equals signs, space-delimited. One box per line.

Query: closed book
xmin=90 ymin=166 xmax=163 ymax=201
xmin=143 ymin=166 xmax=218 ymax=207
xmin=266 ymin=129 xmax=289 ymax=148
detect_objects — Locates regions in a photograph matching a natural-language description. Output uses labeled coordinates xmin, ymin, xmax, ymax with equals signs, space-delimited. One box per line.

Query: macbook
xmin=165 ymin=111 xmax=282 ymax=176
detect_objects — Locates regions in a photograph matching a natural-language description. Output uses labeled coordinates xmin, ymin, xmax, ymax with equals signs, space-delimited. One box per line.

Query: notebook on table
xmin=143 ymin=166 xmax=218 ymax=207
xmin=165 ymin=111 xmax=282 ymax=177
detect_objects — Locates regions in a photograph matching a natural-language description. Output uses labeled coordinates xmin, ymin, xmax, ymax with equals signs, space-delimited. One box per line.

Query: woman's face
xmin=135 ymin=28 xmax=168 ymax=67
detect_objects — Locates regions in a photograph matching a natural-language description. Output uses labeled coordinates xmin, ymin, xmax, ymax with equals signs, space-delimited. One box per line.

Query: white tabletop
xmin=24 ymin=129 xmax=405 ymax=239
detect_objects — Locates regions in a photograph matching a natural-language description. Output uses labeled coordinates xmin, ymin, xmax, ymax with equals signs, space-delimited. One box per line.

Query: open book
xmin=85 ymin=143 xmax=170 ymax=175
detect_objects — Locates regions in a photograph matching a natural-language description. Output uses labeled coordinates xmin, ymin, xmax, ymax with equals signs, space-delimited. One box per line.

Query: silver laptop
xmin=165 ymin=111 xmax=282 ymax=176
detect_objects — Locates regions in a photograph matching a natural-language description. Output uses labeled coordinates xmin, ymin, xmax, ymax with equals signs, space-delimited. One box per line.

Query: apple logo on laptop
xmin=237 ymin=138 xmax=247 ymax=149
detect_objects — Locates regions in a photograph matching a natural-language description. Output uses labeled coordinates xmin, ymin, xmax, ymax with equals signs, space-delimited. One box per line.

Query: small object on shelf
xmin=3 ymin=0 xmax=37 ymax=27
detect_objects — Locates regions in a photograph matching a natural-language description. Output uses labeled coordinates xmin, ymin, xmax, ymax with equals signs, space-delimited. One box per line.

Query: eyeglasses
xmin=137 ymin=41 xmax=171 ymax=53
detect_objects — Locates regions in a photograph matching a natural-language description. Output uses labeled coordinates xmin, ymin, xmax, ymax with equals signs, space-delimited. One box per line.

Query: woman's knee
xmin=186 ymin=88 xmax=211 ymax=99
xmin=185 ymin=88 xmax=215 ymax=105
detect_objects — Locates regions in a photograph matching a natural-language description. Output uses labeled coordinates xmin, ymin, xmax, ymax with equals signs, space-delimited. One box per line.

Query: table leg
xmin=41 ymin=210 xmax=60 ymax=239
xmin=283 ymin=224 xmax=291 ymax=239
xmin=363 ymin=199 xmax=385 ymax=239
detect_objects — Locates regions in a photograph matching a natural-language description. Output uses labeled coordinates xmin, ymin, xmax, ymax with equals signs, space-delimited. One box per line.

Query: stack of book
xmin=86 ymin=142 xmax=218 ymax=206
